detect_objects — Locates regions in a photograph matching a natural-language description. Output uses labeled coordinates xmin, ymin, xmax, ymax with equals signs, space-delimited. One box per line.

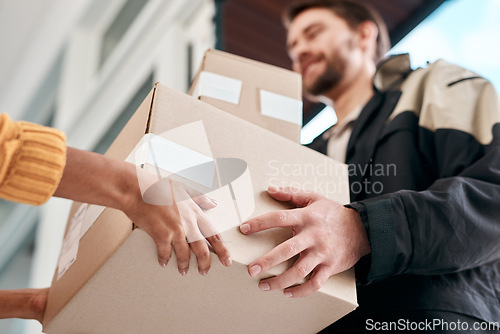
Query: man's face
xmin=287 ymin=8 xmax=360 ymax=97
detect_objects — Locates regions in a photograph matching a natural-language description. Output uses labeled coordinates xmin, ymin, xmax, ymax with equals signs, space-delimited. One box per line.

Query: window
xmin=99 ymin=0 xmax=150 ymax=68
xmin=187 ymin=42 xmax=194 ymax=90
xmin=93 ymin=72 xmax=155 ymax=154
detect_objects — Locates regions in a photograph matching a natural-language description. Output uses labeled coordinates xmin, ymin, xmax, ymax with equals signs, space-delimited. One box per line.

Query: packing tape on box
xmin=56 ymin=121 xmax=255 ymax=280
xmin=192 ymin=71 xmax=242 ymax=105
xmin=260 ymin=89 xmax=303 ymax=126
xmin=192 ymin=71 xmax=303 ymax=127
xmin=134 ymin=133 xmax=216 ymax=190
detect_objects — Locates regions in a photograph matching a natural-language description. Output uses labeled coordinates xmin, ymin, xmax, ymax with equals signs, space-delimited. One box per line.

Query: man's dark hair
xmin=284 ymin=0 xmax=391 ymax=63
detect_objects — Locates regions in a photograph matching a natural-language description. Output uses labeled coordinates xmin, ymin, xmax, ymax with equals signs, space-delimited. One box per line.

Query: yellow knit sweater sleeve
xmin=0 ymin=113 xmax=66 ymax=205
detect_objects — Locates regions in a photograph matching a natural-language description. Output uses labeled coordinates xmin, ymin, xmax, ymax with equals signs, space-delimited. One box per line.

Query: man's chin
xmin=303 ymin=79 xmax=325 ymax=98
xmin=303 ymin=89 xmax=323 ymax=103
xmin=304 ymin=74 xmax=341 ymax=101
xmin=303 ymin=87 xmax=319 ymax=102
xmin=303 ymin=83 xmax=336 ymax=105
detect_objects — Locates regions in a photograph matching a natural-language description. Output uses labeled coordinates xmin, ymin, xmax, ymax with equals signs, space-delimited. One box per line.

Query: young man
xmin=0 ymin=113 xmax=231 ymax=323
xmin=239 ymin=0 xmax=500 ymax=332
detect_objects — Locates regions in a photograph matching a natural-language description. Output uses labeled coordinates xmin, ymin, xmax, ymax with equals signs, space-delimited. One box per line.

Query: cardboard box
xmin=189 ymin=49 xmax=303 ymax=142
xmin=43 ymin=83 xmax=357 ymax=334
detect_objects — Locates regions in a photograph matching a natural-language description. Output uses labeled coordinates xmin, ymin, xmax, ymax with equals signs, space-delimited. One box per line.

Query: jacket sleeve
xmin=351 ymin=74 xmax=500 ymax=284
xmin=0 ymin=113 xmax=66 ymax=205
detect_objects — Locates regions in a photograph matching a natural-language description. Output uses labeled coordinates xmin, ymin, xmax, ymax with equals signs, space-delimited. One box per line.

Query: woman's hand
xmin=55 ymin=148 xmax=232 ymax=275
xmin=125 ymin=177 xmax=232 ymax=275
xmin=123 ymin=164 xmax=231 ymax=275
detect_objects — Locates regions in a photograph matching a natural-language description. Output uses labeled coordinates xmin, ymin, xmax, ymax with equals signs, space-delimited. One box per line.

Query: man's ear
xmin=356 ymin=20 xmax=378 ymax=55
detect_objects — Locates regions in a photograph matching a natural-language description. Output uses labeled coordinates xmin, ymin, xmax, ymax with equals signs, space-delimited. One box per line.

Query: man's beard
xmin=305 ymin=59 xmax=344 ymax=96
xmin=304 ymin=38 xmax=353 ymax=96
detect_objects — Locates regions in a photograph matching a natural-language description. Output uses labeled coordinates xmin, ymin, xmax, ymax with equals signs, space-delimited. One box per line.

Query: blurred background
xmin=0 ymin=0 xmax=498 ymax=332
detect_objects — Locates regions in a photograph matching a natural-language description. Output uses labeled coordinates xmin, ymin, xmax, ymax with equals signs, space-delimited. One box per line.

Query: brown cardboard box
xmin=43 ymin=83 xmax=356 ymax=334
xmin=189 ymin=49 xmax=302 ymax=142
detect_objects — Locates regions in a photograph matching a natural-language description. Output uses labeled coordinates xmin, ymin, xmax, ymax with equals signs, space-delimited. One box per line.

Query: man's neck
xmin=324 ymin=66 xmax=375 ymax=124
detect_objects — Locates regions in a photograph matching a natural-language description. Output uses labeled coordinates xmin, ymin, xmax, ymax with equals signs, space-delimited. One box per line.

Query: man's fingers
xmin=283 ymin=265 xmax=332 ymax=298
xmin=240 ymin=209 xmax=302 ymax=235
xmin=190 ymin=240 xmax=211 ymax=275
xmin=247 ymin=237 xmax=307 ymax=277
xmin=267 ymin=186 xmax=319 ymax=208
xmin=258 ymin=255 xmax=317 ymax=291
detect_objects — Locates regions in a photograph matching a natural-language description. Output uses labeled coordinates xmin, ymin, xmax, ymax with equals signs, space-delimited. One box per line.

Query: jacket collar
xmin=373 ymin=54 xmax=412 ymax=92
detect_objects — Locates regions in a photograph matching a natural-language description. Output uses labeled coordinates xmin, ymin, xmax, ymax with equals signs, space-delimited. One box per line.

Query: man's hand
xmin=239 ymin=186 xmax=370 ymax=298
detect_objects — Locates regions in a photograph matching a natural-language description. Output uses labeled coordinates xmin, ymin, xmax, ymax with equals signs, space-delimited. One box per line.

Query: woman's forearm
xmin=53 ymin=147 xmax=138 ymax=212
xmin=0 ymin=289 xmax=48 ymax=323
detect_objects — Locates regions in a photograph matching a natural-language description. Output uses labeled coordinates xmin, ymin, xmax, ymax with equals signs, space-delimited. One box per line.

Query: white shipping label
xmin=79 ymin=205 xmax=106 ymax=239
xmin=192 ymin=71 xmax=242 ymax=105
xmin=57 ymin=204 xmax=107 ymax=281
xmin=260 ymin=90 xmax=303 ymax=126
xmin=56 ymin=204 xmax=87 ymax=281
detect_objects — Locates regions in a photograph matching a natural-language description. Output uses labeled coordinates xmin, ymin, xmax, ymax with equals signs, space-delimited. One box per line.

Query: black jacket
xmin=309 ymin=54 xmax=500 ymax=322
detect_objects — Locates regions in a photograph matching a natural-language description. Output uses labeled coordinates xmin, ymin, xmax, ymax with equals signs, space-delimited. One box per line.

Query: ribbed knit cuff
xmin=0 ymin=114 xmax=66 ymax=205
